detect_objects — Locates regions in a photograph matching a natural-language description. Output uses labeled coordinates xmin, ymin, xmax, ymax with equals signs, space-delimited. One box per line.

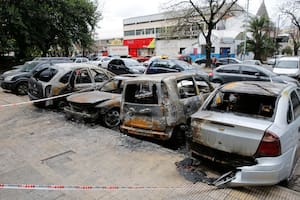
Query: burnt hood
xmin=67 ymin=91 xmax=120 ymax=104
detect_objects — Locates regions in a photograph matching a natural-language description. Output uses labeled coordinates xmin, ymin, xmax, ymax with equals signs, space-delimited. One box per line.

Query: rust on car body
xmin=120 ymin=72 xmax=213 ymax=142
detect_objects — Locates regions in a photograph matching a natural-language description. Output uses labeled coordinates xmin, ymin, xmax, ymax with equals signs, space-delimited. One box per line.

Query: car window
xmin=205 ymin=91 xmax=277 ymax=120
xmin=241 ymin=66 xmax=261 ymax=76
xmin=124 ymin=83 xmax=158 ymax=104
xmin=90 ymin=69 xmax=109 ymax=82
xmin=177 ymin=78 xmax=197 ymax=99
xmin=217 ymin=65 xmax=239 ymax=74
xmin=75 ymin=69 xmax=92 ymax=84
xmin=287 ymin=101 xmax=293 ymax=124
xmin=35 ymin=67 xmax=58 ymax=82
xmin=229 ymin=59 xmax=237 ymax=64
xmin=100 ymin=79 xmax=123 ymax=94
xmin=59 ymin=71 xmax=72 ymax=84
xmin=291 ymin=91 xmax=300 ymax=119
xmin=275 ymin=60 xmax=298 ymax=69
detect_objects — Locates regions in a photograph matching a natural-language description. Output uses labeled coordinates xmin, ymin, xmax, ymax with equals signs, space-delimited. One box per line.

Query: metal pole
xmin=243 ymin=0 xmax=249 ymax=60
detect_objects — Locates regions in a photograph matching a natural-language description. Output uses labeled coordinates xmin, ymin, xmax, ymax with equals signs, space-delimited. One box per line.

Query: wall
xmin=155 ymin=39 xmax=197 ymax=57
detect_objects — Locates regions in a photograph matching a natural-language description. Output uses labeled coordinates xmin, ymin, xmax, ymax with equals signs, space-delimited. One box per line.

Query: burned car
xmin=64 ymin=75 xmax=136 ymax=128
xmin=120 ymin=72 xmax=214 ymax=143
xmin=190 ymin=81 xmax=300 ymax=186
xmin=28 ymin=63 xmax=115 ymax=108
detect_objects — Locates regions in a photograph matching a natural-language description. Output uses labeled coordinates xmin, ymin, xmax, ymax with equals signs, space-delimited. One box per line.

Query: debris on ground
xmin=175 ymin=157 xmax=217 ymax=185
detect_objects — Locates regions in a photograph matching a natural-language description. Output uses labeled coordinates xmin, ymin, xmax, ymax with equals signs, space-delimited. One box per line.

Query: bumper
xmin=1 ymin=81 xmax=16 ymax=91
xmin=64 ymin=106 xmax=98 ymax=120
xmin=120 ymin=125 xmax=170 ymax=140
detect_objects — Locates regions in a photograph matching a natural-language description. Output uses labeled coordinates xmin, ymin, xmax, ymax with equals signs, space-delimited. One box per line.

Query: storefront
xmin=123 ymin=38 xmax=155 ymax=57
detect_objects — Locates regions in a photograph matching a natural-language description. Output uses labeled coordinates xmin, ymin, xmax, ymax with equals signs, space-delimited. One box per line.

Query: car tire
xmin=16 ymin=82 xmax=28 ymax=95
xmin=169 ymin=126 xmax=186 ymax=149
xmin=102 ymin=108 xmax=120 ymax=128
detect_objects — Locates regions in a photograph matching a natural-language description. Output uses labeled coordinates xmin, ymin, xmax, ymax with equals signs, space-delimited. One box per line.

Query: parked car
xmin=0 ymin=59 xmax=72 ymax=95
xmin=242 ymin=60 xmax=262 ymax=66
xmin=33 ymin=57 xmax=72 ymax=62
xmin=209 ymin=64 xmax=299 ymax=85
xmin=73 ymin=57 xmax=89 ymax=63
xmin=136 ymin=55 xmax=151 ymax=63
xmin=107 ymin=58 xmax=145 ymax=75
xmin=145 ymin=58 xmax=196 ymax=74
xmin=64 ymin=75 xmax=137 ymax=128
xmin=89 ymin=56 xmax=112 ymax=68
xmin=194 ymin=58 xmax=207 ymax=65
xmin=273 ymin=57 xmax=300 ymax=80
xmin=190 ymin=81 xmax=300 ymax=186
xmin=266 ymin=55 xmax=285 ymax=65
xmin=120 ymin=72 xmax=214 ymax=144
xmin=178 ymin=55 xmax=192 ymax=64
xmin=28 ymin=63 xmax=115 ymax=108
xmin=216 ymin=57 xmax=241 ymax=67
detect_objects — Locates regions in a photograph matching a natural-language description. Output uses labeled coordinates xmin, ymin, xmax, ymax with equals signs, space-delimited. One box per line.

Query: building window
xmin=124 ymin=30 xmax=135 ymax=36
xmin=136 ymin=29 xmax=145 ymax=35
xmin=146 ymin=28 xmax=154 ymax=35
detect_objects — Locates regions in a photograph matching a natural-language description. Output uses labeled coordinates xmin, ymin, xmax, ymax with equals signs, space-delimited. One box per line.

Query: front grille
xmin=190 ymin=142 xmax=257 ymax=167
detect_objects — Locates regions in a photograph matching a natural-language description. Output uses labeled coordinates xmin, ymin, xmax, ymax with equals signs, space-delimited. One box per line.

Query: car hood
xmin=1 ymin=69 xmax=22 ymax=77
xmin=273 ymin=68 xmax=299 ymax=76
xmin=67 ymin=90 xmax=121 ymax=104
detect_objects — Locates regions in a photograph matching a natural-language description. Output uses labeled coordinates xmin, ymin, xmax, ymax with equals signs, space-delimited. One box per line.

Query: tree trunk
xmin=205 ymin=30 xmax=212 ymax=68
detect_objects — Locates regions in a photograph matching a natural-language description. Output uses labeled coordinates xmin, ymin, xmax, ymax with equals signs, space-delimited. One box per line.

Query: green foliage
xmin=0 ymin=0 xmax=100 ymax=59
xmin=282 ymin=46 xmax=293 ymax=55
xmin=246 ymin=16 xmax=275 ymax=61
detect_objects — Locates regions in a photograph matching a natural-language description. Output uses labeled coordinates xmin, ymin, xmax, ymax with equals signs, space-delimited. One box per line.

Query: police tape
xmin=0 ymin=87 xmax=95 ymax=108
xmin=0 ymin=183 xmax=184 ymax=191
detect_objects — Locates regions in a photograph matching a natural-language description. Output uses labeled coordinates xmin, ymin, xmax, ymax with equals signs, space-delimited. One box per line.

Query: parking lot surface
xmin=0 ymin=88 xmax=300 ymax=199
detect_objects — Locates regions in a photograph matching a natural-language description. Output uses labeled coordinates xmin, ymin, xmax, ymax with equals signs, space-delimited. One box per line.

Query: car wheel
xmin=16 ymin=82 xmax=28 ymax=95
xmin=169 ymin=126 xmax=186 ymax=149
xmin=103 ymin=108 xmax=120 ymax=128
xmin=57 ymin=100 xmax=67 ymax=110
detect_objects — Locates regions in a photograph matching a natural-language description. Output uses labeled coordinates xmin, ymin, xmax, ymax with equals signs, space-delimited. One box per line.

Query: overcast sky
xmin=95 ymin=0 xmax=284 ymax=39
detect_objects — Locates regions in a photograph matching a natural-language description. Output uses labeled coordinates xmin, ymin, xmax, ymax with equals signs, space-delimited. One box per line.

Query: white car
xmin=273 ymin=56 xmax=300 ymax=80
xmin=191 ymin=81 xmax=300 ymax=186
xmin=89 ymin=56 xmax=112 ymax=68
xmin=74 ymin=57 xmax=89 ymax=63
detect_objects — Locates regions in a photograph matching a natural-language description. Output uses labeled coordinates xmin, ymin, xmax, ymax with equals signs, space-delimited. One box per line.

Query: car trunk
xmin=192 ymin=111 xmax=273 ymax=157
xmin=122 ymin=82 xmax=166 ymax=132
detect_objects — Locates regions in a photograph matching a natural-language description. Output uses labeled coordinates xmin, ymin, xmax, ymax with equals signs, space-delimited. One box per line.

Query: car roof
xmin=125 ymin=72 xmax=202 ymax=83
xmin=220 ymin=81 xmax=289 ymax=96
xmin=278 ymin=56 xmax=300 ymax=61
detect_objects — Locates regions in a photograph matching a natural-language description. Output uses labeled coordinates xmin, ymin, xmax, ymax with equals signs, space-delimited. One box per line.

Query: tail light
xmin=208 ymin=72 xmax=213 ymax=77
xmin=255 ymin=131 xmax=281 ymax=157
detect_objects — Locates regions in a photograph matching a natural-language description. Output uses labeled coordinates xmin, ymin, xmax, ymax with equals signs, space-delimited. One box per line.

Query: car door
xmin=177 ymin=77 xmax=203 ymax=119
xmin=240 ymin=66 xmax=261 ymax=81
xmin=286 ymin=90 xmax=300 ymax=169
xmin=72 ymin=68 xmax=93 ymax=91
xmin=108 ymin=59 xmax=120 ymax=74
xmin=217 ymin=65 xmax=241 ymax=83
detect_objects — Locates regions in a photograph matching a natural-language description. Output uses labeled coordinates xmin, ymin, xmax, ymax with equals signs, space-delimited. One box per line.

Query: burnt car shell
xmin=120 ymin=72 xmax=214 ymax=141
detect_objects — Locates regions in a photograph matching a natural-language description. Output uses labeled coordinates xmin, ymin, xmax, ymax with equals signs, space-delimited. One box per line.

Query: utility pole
xmin=243 ymin=0 xmax=249 ymax=60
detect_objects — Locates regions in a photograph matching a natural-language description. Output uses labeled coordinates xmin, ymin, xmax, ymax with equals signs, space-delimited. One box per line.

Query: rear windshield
xmin=205 ymin=91 xmax=277 ymax=120
xmin=275 ymin=60 xmax=298 ymax=69
xmin=124 ymin=82 xmax=158 ymax=104
xmin=33 ymin=67 xmax=58 ymax=82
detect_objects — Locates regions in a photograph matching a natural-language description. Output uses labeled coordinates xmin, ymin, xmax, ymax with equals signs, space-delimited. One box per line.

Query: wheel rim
xmin=104 ymin=110 xmax=120 ymax=128
xmin=17 ymin=83 xmax=28 ymax=95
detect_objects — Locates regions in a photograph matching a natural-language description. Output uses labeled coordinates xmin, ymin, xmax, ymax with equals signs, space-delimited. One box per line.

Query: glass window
xmin=75 ymin=69 xmax=92 ymax=84
xmin=35 ymin=67 xmax=58 ymax=82
xmin=59 ymin=71 xmax=72 ymax=84
xmin=291 ymin=91 xmax=300 ymax=118
xmin=275 ymin=60 xmax=298 ymax=69
xmin=90 ymin=69 xmax=109 ymax=82
xmin=287 ymin=101 xmax=293 ymax=124
xmin=217 ymin=65 xmax=239 ymax=74
xmin=136 ymin=29 xmax=144 ymax=35
xmin=177 ymin=78 xmax=197 ymax=99
xmin=124 ymin=83 xmax=158 ymax=104
xmin=146 ymin=28 xmax=154 ymax=34
xmin=124 ymin=30 xmax=135 ymax=36
xmin=241 ymin=66 xmax=260 ymax=76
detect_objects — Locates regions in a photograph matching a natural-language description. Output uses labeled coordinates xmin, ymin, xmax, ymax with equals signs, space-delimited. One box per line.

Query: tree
xmin=246 ymin=16 xmax=275 ymax=61
xmin=0 ymin=0 xmax=100 ymax=59
xmin=282 ymin=46 xmax=293 ymax=55
xmin=167 ymin=0 xmax=239 ymax=67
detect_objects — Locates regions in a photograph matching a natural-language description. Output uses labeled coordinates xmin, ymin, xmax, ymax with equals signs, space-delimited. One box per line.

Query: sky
xmin=95 ymin=0 xmax=284 ymax=39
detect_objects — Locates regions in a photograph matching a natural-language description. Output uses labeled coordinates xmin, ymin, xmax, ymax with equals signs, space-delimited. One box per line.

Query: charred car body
xmin=191 ymin=81 xmax=300 ymax=186
xmin=28 ymin=63 xmax=115 ymax=108
xmin=120 ymin=73 xmax=214 ymax=142
xmin=64 ymin=75 xmax=136 ymax=128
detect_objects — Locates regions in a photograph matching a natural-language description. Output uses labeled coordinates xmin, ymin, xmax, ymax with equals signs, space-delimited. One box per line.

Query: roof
xmin=256 ymin=0 xmax=269 ymax=19
xmin=220 ymin=81 xmax=288 ymax=96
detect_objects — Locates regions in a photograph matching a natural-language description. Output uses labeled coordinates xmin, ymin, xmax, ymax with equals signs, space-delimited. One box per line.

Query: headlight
xmin=4 ymin=75 xmax=14 ymax=81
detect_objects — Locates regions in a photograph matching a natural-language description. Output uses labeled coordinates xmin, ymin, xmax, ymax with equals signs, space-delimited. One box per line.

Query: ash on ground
xmin=175 ymin=157 xmax=217 ymax=185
